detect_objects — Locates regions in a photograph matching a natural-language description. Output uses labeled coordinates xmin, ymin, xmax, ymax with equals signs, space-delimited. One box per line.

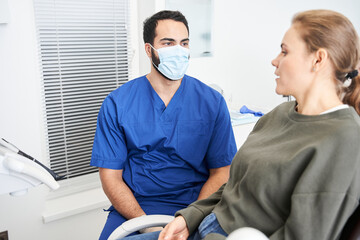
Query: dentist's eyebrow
xmin=160 ymin=38 xmax=176 ymax=42
xmin=181 ymin=38 xmax=190 ymax=43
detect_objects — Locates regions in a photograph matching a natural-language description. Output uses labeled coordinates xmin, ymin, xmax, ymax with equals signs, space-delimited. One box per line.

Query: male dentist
xmin=91 ymin=10 xmax=237 ymax=240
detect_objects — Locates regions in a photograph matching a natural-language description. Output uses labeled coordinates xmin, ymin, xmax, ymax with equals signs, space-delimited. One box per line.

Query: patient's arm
xmin=197 ymin=165 xmax=230 ymax=200
xmin=158 ymin=216 xmax=189 ymax=240
xmin=99 ymin=168 xmax=146 ymax=220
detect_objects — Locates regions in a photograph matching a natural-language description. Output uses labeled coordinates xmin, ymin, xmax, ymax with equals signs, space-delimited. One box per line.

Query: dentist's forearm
xmin=197 ymin=165 xmax=230 ymax=200
xmin=99 ymin=168 xmax=146 ymax=219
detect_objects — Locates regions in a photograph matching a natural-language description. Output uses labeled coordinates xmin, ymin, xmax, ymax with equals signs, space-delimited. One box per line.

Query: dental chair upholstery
xmin=340 ymin=203 xmax=360 ymax=240
xmin=108 ymin=215 xmax=174 ymax=240
xmin=109 ymin=203 xmax=360 ymax=240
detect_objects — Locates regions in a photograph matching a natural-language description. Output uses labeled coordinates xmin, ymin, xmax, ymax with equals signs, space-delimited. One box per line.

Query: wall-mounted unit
xmin=0 ymin=0 xmax=10 ymax=24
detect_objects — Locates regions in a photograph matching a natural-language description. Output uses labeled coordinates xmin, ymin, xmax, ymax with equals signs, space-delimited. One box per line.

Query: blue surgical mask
xmin=150 ymin=44 xmax=190 ymax=80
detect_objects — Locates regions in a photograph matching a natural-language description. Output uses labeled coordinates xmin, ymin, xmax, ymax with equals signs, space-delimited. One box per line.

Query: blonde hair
xmin=292 ymin=9 xmax=360 ymax=114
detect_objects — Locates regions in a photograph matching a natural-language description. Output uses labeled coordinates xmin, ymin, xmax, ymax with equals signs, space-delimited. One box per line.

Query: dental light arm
xmin=0 ymin=143 xmax=60 ymax=196
xmin=1 ymin=138 xmax=65 ymax=180
xmin=3 ymin=152 xmax=59 ymax=190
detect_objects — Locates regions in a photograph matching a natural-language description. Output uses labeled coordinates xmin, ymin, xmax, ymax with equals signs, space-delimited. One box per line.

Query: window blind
xmin=34 ymin=0 xmax=131 ymax=179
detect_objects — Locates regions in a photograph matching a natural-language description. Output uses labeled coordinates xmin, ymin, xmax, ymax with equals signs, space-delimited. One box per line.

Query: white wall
xmin=0 ymin=0 xmax=51 ymax=238
xmin=202 ymin=0 xmax=360 ymax=110
xmin=1 ymin=0 xmax=360 ymax=239
xmin=138 ymin=0 xmax=360 ymax=111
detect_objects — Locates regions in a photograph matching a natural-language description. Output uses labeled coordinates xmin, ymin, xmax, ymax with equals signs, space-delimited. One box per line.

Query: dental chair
xmin=340 ymin=203 xmax=360 ymax=240
xmin=108 ymin=215 xmax=174 ymax=240
xmin=108 ymin=215 xmax=269 ymax=240
xmin=109 ymin=203 xmax=360 ymax=240
xmin=0 ymin=138 xmax=60 ymax=196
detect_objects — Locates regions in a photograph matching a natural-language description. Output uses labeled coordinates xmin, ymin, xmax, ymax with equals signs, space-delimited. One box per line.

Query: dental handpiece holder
xmin=0 ymin=145 xmax=60 ymax=196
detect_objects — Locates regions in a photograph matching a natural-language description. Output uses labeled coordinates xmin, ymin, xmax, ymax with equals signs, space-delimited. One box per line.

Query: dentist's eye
xmin=281 ymin=51 xmax=287 ymax=56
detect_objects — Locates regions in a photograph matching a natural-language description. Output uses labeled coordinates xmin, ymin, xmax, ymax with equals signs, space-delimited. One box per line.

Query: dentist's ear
xmin=145 ymin=43 xmax=153 ymax=58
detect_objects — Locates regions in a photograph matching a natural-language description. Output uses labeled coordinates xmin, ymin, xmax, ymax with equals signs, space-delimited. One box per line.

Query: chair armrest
xmin=108 ymin=214 xmax=174 ymax=240
xmin=227 ymin=227 xmax=269 ymax=240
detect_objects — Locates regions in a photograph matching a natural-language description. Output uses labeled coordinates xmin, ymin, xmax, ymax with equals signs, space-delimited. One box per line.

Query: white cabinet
xmin=233 ymin=122 xmax=256 ymax=150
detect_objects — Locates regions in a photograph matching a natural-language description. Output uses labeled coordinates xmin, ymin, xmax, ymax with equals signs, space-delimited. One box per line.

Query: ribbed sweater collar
xmin=287 ymin=101 xmax=357 ymax=122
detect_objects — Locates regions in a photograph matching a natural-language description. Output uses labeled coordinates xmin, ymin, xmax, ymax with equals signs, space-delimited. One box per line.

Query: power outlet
xmin=0 ymin=231 xmax=8 ymax=240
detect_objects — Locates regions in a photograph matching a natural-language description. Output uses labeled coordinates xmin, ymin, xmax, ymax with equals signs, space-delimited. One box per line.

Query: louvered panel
xmin=47 ymin=142 xmax=94 ymax=156
xmin=34 ymin=0 xmax=130 ymax=180
xmin=50 ymin=142 xmax=94 ymax=157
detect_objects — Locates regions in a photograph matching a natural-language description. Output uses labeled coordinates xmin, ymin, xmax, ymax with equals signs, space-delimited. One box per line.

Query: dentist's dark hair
xmin=292 ymin=9 xmax=360 ymax=114
xmin=143 ymin=10 xmax=189 ymax=45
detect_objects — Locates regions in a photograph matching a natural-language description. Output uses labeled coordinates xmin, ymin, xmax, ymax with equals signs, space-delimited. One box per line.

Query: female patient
xmin=125 ymin=9 xmax=360 ymax=240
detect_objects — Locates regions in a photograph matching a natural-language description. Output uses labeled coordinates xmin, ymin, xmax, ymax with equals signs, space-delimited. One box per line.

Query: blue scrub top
xmin=91 ymin=75 xmax=237 ymax=215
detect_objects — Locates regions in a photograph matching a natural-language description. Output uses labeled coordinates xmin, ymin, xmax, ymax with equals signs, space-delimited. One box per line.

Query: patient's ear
xmin=313 ymin=48 xmax=329 ymax=70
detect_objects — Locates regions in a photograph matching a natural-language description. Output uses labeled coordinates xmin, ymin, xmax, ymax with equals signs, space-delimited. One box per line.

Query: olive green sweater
xmin=177 ymin=102 xmax=360 ymax=240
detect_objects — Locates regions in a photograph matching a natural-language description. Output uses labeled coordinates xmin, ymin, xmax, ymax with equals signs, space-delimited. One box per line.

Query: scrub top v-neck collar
xmin=144 ymin=75 xmax=187 ymax=120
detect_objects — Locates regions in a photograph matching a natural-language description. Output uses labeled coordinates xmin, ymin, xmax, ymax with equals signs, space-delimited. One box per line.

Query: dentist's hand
xmin=158 ymin=216 xmax=189 ymax=240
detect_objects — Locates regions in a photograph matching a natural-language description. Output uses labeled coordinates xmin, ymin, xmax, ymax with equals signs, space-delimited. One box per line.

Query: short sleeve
xmin=90 ymin=94 xmax=128 ymax=169
xmin=205 ymin=97 xmax=237 ymax=169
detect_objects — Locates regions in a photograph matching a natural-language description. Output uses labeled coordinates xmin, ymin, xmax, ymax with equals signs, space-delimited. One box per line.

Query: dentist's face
xmin=148 ymin=19 xmax=189 ymax=66
xmin=271 ymin=25 xmax=315 ymax=97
